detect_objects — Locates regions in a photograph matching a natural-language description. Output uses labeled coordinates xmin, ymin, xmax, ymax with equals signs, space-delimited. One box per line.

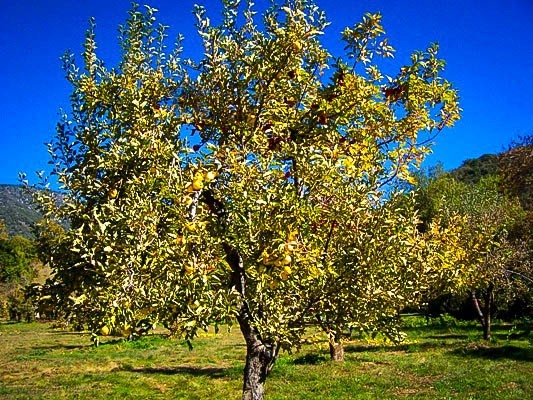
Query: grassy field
xmin=0 ymin=317 xmax=531 ymax=399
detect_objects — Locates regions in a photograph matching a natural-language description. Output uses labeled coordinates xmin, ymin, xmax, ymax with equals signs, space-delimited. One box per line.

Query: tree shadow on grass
xmin=46 ymin=328 xmax=87 ymax=336
xmin=293 ymin=353 xmax=329 ymax=365
xmin=119 ymin=364 xmax=238 ymax=378
xmin=30 ymin=344 xmax=88 ymax=351
xmin=425 ymin=333 xmax=469 ymax=340
xmin=450 ymin=344 xmax=533 ymax=362
xmin=493 ymin=331 xmax=532 ymax=341
xmin=344 ymin=340 xmax=451 ymax=354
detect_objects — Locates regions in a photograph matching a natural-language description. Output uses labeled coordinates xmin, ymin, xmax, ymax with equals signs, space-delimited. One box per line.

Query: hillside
xmin=0 ymin=185 xmax=42 ymax=238
xmin=450 ymin=153 xmax=499 ymax=184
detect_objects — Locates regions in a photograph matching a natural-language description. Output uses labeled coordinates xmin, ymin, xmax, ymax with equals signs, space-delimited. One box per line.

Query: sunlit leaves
xmin=31 ymin=1 xmax=462 ymax=355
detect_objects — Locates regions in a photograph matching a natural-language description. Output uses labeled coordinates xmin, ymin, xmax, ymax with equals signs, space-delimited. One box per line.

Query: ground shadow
xmin=450 ymin=345 xmax=533 ymax=362
xmin=426 ymin=333 xmax=469 ymax=340
xmin=344 ymin=340 xmax=451 ymax=354
xmin=46 ymin=330 xmax=88 ymax=336
xmin=30 ymin=344 xmax=88 ymax=351
xmin=119 ymin=364 xmax=236 ymax=378
xmin=493 ymin=331 xmax=532 ymax=341
xmin=293 ymin=353 xmax=329 ymax=365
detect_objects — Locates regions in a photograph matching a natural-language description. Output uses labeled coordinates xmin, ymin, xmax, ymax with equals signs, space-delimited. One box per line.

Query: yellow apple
xmin=100 ymin=325 xmax=110 ymax=336
xmin=280 ymin=265 xmax=292 ymax=281
xmin=205 ymin=171 xmax=217 ymax=182
xmin=192 ymin=179 xmax=204 ymax=191
xmin=261 ymin=252 xmax=270 ymax=265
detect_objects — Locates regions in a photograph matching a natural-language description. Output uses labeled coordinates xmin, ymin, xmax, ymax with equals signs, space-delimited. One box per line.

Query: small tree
xmin=30 ymin=2 xmax=460 ymax=398
xmin=0 ymin=235 xmax=36 ymax=285
xmin=0 ymin=219 xmax=40 ymax=321
xmin=416 ymin=173 xmax=527 ymax=339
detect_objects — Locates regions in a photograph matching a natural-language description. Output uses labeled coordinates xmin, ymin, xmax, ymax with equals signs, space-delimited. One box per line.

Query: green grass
xmin=0 ymin=317 xmax=531 ymax=399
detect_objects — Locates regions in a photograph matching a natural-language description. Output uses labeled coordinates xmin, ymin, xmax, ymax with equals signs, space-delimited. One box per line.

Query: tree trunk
xmin=471 ymin=291 xmax=486 ymax=330
xmin=481 ymin=284 xmax=494 ymax=341
xmin=223 ymin=242 xmax=278 ymax=400
xmin=205 ymin=192 xmax=279 ymax=399
xmin=471 ymin=288 xmax=493 ymax=341
xmin=241 ymin=331 xmax=276 ymax=400
xmin=482 ymin=313 xmax=491 ymax=341
xmin=329 ymin=340 xmax=345 ymax=362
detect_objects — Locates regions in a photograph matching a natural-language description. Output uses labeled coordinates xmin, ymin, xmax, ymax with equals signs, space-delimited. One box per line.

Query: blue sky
xmin=1 ymin=0 xmax=532 ymax=186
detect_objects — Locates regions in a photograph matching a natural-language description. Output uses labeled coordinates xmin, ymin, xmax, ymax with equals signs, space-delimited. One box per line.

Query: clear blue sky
xmin=1 ymin=0 xmax=532 ymax=186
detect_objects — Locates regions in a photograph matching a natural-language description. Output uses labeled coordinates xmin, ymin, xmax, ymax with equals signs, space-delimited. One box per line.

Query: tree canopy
xmin=28 ymin=2 xmax=461 ymax=398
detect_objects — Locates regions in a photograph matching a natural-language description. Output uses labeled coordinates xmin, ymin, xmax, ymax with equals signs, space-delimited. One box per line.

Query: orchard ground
xmin=0 ymin=316 xmax=531 ymax=399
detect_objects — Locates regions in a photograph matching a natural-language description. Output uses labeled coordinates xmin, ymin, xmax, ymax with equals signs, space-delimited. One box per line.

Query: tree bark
xmin=223 ymin=242 xmax=278 ymax=400
xmin=471 ymin=291 xmax=486 ymax=329
xmin=481 ymin=284 xmax=494 ymax=341
xmin=471 ymin=288 xmax=493 ymax=341
xmin=329 ymin=340 xmax=345 ymax=362
xmin=241 ymin=330 xmax=277 ymax=400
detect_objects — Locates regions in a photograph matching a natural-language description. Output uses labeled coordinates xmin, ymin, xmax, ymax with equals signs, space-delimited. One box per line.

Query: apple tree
xmin=415 ymin=172 xmax=528 ymax=339
xmin=30 ymin=1 xmax=460 ymax=398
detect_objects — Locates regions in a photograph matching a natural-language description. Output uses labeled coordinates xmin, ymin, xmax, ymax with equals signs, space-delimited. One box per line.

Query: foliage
xmin=450 ymin=154 xmax=498 ymax=185
xmin=0 ymin=228 xmax=37 ymax=285
xmin=414 ymin=171 xmax=531 ymax=338
xmin=27 ymin=5 xmax=229 ymax=338
xmin=498 ymin=134 xmax=533 ymax=211
xmin=181 ymin=0 xmax=459 ymax=361
xmin=0 ymin=219 xmax=41 ymax=320
xmin=28 ymin=1 xmax=461 ymax=397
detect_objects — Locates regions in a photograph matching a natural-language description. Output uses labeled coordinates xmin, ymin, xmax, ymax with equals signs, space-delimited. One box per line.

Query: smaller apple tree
xmin=415 ymin=172 xmax=528 ymax=339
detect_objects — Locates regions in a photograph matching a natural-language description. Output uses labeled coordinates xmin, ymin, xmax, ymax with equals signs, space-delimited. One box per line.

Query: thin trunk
xmin=471 ymin=291 xmax=486 ymax=330
xmin=482 ymin=284 xmax=494 ymax=341
xmin=328 ymin=340 xmax=345 ymax=362
xmin=472 ymin=289 xmax=494 ymax=341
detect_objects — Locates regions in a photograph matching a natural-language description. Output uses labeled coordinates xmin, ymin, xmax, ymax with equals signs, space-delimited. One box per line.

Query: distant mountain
xmin=449 ymin=153 xmax=499 ymax=185
xmin=0 ymin=185 xmax=42 ymax=238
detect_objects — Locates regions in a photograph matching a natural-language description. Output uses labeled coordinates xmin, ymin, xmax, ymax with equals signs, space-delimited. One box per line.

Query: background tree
xmin=415 ymin=173 xmax=529 ymax=339
xmin=498 ymin=134 xmax=532 ymax=211
xmin=0 ymin=219 xmax=7 ymax=240
xmin=29 ymin=1 xmax=460 ymax=399
xmin=449 ymin=154 xmax=498 ymax=185
xmin=0 ymin=219 xmax=40 ymax=320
